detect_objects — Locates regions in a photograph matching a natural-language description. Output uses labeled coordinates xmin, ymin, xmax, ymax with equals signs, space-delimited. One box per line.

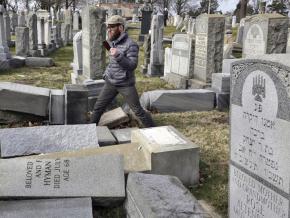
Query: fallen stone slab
xmin=83 ymin=79 xmax=105 ymax=97
xmin=111 ymin=128 xmax=138 ymax=144
xmin=211 ymin=73 xmax=230 ymax=93
xmin=0 ymin=124 xmax=99 ymax=157
xmin=99 ymin=107 xmax=129 ymax=128
xmin=140 ymin=89 xmax=215 ymax=113
xmin=0 ymin=155 xmax=125 ymax=205
xmin=0 ymin=110 xmax=45 ymax=124
xmin=163 ymin=72 xmax=188 ymax=89
xmin=0 ymin=198 xmax=93 ymax=218
xmin=49 ymin=89 xmax=65 ymax=125
xmin=125 ymin=173 xmax=211 ymax=218
xmin=131 ymin=126 xmax=199 ymax=185
xmin=64 ymin=84 xmax=88 ymax=124
xmin=29 ymin=143 xmax=149 ymax=174
xmin=96 ymin=126 xmax=117 ymax=146
xmin=9 ymin=56 xmax=26 ymax=68
xmin=0 ymin=82 xmax=50 ymax=116
xmin=25 ymin=57 xmax=54 ymax=67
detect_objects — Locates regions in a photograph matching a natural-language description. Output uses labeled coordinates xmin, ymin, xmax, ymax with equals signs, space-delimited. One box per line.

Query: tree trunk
xmin=240 ymin=0 xmax=247 ymax=19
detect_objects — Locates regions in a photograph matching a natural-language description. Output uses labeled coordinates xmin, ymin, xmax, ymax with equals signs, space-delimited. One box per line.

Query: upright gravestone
xmin=44 ymin=15 xmax=52 ymax=49
xmin=18 ymin=11 xmax=26 ymax=27
xmin=287 ymin=28 xmax=290 ymax=53
xmin=82 ymin=6 xmax=106 ymax=80
xmin=27 ymin=13 xmax=40 ymax=57
xmin=193 ymin=14 xmax=225 ymax=85
xmin=164 ymin=34 xmax=195 ymax=89
xmin=73 ymin=11 xmax=80 ymax=35
xmin=15 ymin=25 xmax=29 ymax=56
xmin=55 ymin=22 xmax=63 ymax=48
xmin=3 ymin=11 xmax=11 ymax=46
xmin=147 ymin=14 xmax=164 ymax=76
xmin=10 ymin=11 xmax=18 ymax=34
xmin=138 ymin=1 xmax=152 ymax=42
xmin=140 ymin=33 xmax=151 ymax=74
xmin=71 ymin=31 xmax=83 ymax=77
xmin=235 ymin=18 xmax=245 ymax=45
xmin=64 ymin=8 xmax=73 ymax=41
xmin=0 ymin=6 xmax=10 ymax=61
xmin=229 ymin=55 xmax=290 ymax=218
xmin=243 ymin=14 xmax=288 ymax=58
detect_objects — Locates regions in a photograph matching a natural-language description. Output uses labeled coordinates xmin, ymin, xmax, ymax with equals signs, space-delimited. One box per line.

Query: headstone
xmin=73 ymin=11 xmax=80 ymax=32
xmin=27 ymin=13 xmax=40 ymax=56
xmin=187 ymin=18 xmax=196 ymax=36
xmin=49 ymin=89 xmax=65 ymax=125
xmin=82 ymin=6 xmax=106 ymax=80
xmin=168 ymin=33 xmax=195 ymax=78
xmin=64 ymin=8 xmax=73 ymax=41
xmin=0 ymin=154 xmax=125 ymax=205
xmin=55 ymin=22 xmax=63 ymax=48
xmin=138 ymin=6 xmax=152 ymax=42
xmin=0 ymin=124 xmax=99 ymax=157
xmin=37 ymin=16 xmax=46 ymax=55
xmin=243 ymin=14 xmax=288 ymax=58
xmin=96 ymin=126 xmax=117 ymax=146
xmin=125 ymin=173 xmax=210 ymax=217
xmin=18 ymin=11 xmax=26 ymax=27
xmin=235 ymin=18 xmax=245 ymax=45
xmin=15 ymin=26 xmax=29 ymax=56
xmin=0 ymin=82 xmax=49 ymax=116
xmin=147 ymin=14 xmax=164 ymax=76
xmin=99 ymin=107 xmax=129 ymax=128
xmin=163 ymin=47 xmax=171 ymax=77
xmin=141 ymin=33 xmax=151 ymax=74
xmin=194 ymin=14 xmax=225 ymax=84
xmin=25 ymin=57 xmax=54 ymax=67
xmin=211 ymin=73 xmax=230 ymax=93
xmin=44 ymin=15 xmax=52 ymax=48
xmin=0 ymin=198 xmax=93 ymax=218
xmin=225 ymin=16 xmax=232 ymax=31
xmin=140 ymin=89 xmax=215 ymax=113
xmin=232 ymin=15 xmax=237 ymax=27
xmin=10 ymin=11 xmax=18 ymax=33
xmin=71 ymin=31 xmax=83 ymax=76
xmin=131 ymin=126 xmax=200 ymax=185
xmin=0 ymin=6 xmax=11 ymax=60
xmin=229 ymin=55 xmax=290 ymax=218
xmin=3 ymin=11 xmax=11 ymax=46
xmin=64 ymin=84 xmax=88 ymax=124
xmin=111 ymin=128 xmax=137 ymax=144
xmin=287 ymin=28 xmax=290 ymax=53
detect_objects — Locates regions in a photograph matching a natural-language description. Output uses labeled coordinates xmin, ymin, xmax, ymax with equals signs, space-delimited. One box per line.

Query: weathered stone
xmin=0 ymin=155 xmax=125 ymax=205
xmin=140 ymin=89 xmax=215 ymax=113
xmin=96 ymin=126 xmax=117 ymax=146
xmin=99 ymin=107 xmax=129 ymax=128
xmin=138 ymin=9 xmax=152 ymax=42
xmin=147 ymin=15 xmax=164 ymax=76
xmin=27 ymin=13 xmax=40 ymax=57
xmin=15 ymin=26 xmax=29 ymax=56
xmin=49 ymin=89 xmax=65 ymax=125
xmin=211 ymin=73 xmax=230 ymax=93
xmin=125 ymin=173 xmax=210 ymax=218
xmin=71 ymin=30 xmax=82 ymax=76
xmin=243 ymin=14 xmax=288 ymax=58
xmin=82 ymin=6 xmax=106 ymax=80
xmin=25 ymin=57 xmax=54 ymax=67
xmin=168 ymin=33 xmax=195 ymax=79
xmin=0 ymin=124 xmax=99 ymax=157
xmin=229 ymin=55 xmax=290 ymax=218
xmin=0 ymin=6 xmax=11 ymax=60
xmin=131 ymin=126 xmax=199 ymax=185
xmin=215 ymin=92 xmax=229 ymax=111
xmin=222 ymin=58 xmax=237 ymax=74
xmin=0 ymin=82 xmax=50 ymax=116
xmin=64 ymin=84 xmax=88 ymax=124
xmin=163 ymin=47 xmax=171 ymax=77
xmin=111 ymin=128 xmax=138 ymax=144
xmin=163 ymin=72 xmax=188 ymax=89
xmin=194 ymin=14 xmax=225 ymax=83
xmin=0 ymin=110 xmax=44 ymax=124
xmin=9 ymin=56 xmax=25 ymax=68
xmin=0 ymin=198 xmax=93 ymax=218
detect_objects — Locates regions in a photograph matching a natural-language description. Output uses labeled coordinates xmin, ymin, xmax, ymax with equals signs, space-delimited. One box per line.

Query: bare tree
xmin=172 ymin=0 xmax=190 ymax=15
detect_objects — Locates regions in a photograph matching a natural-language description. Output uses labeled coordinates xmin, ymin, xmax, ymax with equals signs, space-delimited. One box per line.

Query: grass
xmin=0 ymin=25 xmax=230 ymax=217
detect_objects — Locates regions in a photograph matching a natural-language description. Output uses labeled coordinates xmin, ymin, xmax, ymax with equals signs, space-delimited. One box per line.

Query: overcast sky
xmin=218 ymin=0 xmax=240 ymax=13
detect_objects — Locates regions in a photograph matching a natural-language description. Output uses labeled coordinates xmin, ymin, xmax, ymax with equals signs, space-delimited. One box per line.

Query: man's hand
xmin=110 ymin=48 xmax=119 ymax=57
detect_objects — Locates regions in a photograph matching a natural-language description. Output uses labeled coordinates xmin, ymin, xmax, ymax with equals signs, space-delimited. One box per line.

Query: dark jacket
xmin=104 ymin=32 xmax=139 ymax=87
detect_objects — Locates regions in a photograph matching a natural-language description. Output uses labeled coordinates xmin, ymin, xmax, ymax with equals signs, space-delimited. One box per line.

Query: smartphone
xmin=103 ymin=40 xmax=111 ymax=51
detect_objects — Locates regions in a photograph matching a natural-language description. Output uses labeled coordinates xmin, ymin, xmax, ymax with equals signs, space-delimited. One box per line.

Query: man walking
xmin=91 ymin=15 xmax=155 ymax=127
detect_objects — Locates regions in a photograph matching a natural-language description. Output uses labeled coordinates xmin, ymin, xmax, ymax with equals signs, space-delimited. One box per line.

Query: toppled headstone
xmin=64 ymin=84 xmax=88 ymax=124
xmin=0 ymin=82 xmax=50 ymax=116
xmin=0 ymin=155 xmax=125 ymax=205
xmin=131 ymin=126 xmax=199 ymax=185
xmin=9 ymin=56 xmax=26 ymax=68
xmin=49 ymin=89 xmax=65 ymax=125
xmin=0 ymin=110 xmax=44 ymax=124
xmin=99 ymin=107 xmax=129 ymax=128
xmin=96 ymin=126 xmax=117 ymax=146
xmin=125 ymin=173 xmax=210 ymax=217
xmin=140 ymin=89 xmax=215 ymax=113
xmin=0 ymin=124 xmax=99 ymax=157
xmin=111 ymin=128 xmax=138 ymax=144
xmin=0 ymin=198 xmax=93 ymax=218
xmin=25 ymin=57 xmax=54 ymax=67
